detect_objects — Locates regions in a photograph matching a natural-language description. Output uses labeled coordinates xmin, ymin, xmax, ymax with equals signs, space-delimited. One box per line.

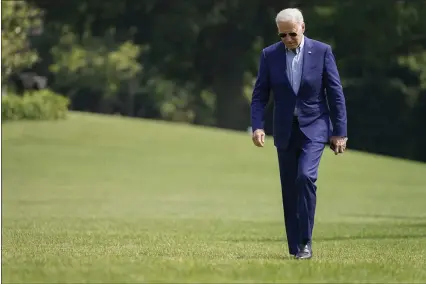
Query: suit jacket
xmin=251 ymin=36 xmax=348 ymax=149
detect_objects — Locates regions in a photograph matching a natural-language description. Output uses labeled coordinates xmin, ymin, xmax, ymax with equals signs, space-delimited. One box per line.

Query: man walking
xmin=250 ymin=8 xmax=348 ymax=259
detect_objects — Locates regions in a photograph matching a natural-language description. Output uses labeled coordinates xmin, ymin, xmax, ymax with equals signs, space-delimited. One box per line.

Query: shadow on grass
xmin=139 ymin=250 xmax=295 ymax=261
xmin=401 ymin=223 xmax=426 ymax=228
xmin=346 ymin=214 xmax=426 ymax=221
xmin=226 ymin=218 xmax=426 ymax=243
xmin=317 ymin=234 xmax=426 ymax=242
xmin=226 ymin=234 xmax=426 ymax=243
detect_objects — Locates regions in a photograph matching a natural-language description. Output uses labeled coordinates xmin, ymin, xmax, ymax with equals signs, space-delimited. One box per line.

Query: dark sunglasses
xmin=279 ymin=32 xmax=297 ymax=38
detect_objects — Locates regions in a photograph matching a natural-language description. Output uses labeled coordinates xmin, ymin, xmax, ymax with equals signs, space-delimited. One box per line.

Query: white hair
xmin=275 ymin=8 xmax=304 ymax=24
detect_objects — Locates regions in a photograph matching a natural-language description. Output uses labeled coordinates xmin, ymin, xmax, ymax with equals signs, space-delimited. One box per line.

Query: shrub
xmin=2 ymin=89 xmax=70 ymax=122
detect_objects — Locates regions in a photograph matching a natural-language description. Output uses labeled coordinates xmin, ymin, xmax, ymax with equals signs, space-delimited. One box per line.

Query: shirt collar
xmin=286 ymin=35 xmax=305 ymax=54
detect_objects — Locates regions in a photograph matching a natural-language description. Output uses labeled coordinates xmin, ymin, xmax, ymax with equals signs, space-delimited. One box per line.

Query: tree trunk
xmin=207 ymin=23 xmax=252 ymax=131
xmin=125 ymin=79 xmax=138 ymax=117
xmin=213 ymin=68 xmax=250 ymax=131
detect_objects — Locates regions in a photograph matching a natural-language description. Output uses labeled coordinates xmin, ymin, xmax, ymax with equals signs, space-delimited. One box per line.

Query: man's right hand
xmin=252 ymin=129 xmax=266 ymax=147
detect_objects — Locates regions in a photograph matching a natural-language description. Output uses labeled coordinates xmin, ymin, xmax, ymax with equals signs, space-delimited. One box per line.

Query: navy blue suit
xmin=251 ymin=37 xmax=347 ymax=254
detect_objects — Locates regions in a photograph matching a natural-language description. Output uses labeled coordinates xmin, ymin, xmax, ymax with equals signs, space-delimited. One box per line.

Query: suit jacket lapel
xmin=277 ymin=42 xmax=294 ymax=93
xmin=298 ymin=37 xmax=314 ymax=95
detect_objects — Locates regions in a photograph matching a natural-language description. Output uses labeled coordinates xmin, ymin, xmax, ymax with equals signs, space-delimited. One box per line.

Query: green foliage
xmin=151 ymin=80 xmax=197 ymax=123
xmin=2 ymin=89 xmax=70 ymax=122
xmin=27 ymin=0 xmax=426 ymax=161
xmin=144 ymin=78 xmax=196 ymax=123
xmin=49 ymin=26 xmax=143 ymax=97
xmin=1 ymin=0 xmax=42 ymax=83
xmin=399 ymin=51 xmax=426 ymax=89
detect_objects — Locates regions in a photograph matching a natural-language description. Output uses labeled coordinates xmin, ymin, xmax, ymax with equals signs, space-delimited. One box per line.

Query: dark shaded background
xmin=7 ymin=0 xmax=426 ymax=162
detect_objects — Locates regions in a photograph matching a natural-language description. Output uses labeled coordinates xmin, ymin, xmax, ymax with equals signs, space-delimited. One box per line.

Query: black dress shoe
xmin=295 ymin=243 xmax=312 ymax=259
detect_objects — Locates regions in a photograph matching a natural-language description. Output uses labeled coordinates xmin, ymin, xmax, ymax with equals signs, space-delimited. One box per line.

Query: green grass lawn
xmin=2 ymin=112 xmax=426 ymax=283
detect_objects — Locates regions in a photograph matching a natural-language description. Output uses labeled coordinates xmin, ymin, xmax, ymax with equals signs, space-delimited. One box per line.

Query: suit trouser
xmin=276 ymin=117 xmax=325 ymax=255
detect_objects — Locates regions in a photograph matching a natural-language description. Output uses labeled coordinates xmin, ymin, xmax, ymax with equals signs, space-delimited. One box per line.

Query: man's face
xmin=277 ymin=20 xmax=305 ymax=49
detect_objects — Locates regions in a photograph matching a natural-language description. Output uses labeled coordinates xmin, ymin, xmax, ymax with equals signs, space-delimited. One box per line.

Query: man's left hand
xmin=330 ymin=136 xmax=348 ymax=155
